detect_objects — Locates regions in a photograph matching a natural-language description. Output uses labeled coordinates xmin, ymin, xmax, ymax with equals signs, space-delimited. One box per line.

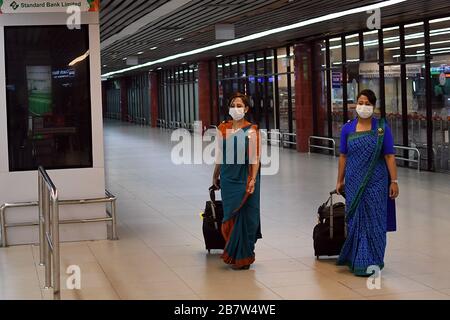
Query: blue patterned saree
xmin=337 ymin=119 xmax=390 ymax=276
xmin=219 ymin=122 xmax=262 ymax=267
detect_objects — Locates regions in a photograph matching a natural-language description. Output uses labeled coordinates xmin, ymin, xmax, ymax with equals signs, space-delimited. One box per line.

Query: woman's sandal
xmin=231 ymin=265 xmax=250 ymax=270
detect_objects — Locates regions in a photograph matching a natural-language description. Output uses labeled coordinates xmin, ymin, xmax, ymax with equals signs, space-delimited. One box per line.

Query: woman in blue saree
xmin=336 ymin=89 xmax=399 ymax=277
xmin=212 ymin=92 xmax=261 ymax=270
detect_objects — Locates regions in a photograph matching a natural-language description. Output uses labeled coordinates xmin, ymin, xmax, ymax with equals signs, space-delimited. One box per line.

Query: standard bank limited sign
xmin=0 ymin=0 xmax=99 ymax=13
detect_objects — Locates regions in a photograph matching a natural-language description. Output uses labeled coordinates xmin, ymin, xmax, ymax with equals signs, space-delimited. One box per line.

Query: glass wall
xmin=159 ymin=65 xmax=199 ymax=128
xmin=216 ymin=45 xmax=296 ymax=147
xmin=5 ymin=25 xmax=92 ymax=171
xmin=313 ymin=16 xmax=450 ymax=172
xmin=429 ymin=17 xmax=450 ymax=171
xmin=105 ymin=80 xmax=121 ymax=120
xmin=127 ymin=73 xmax=150 ymax=125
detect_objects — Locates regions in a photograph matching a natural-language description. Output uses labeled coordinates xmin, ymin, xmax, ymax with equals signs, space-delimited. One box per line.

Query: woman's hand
xmin=389 ymin=182 xmax=399 ymax=199
xmin=336 ymin=181 xmax=345 ymax=195
xmin=247 ymin=178 xmax=256 ymax=194
xmin=212 ymin=164 xmax=221 ymax=189
xmin=212 ymin=176 xmax=220 ymax=189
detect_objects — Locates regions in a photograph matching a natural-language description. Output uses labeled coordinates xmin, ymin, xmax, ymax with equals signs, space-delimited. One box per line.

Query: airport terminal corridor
xmin=1 ymin=120 xmax=450 ymax=300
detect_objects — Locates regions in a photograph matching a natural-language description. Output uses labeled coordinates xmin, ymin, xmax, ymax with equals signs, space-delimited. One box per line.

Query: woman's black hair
xmin=227 ymin=92 xmax=251 ymax=109
xmin=357 ymin=89 xmax=377 ymax=106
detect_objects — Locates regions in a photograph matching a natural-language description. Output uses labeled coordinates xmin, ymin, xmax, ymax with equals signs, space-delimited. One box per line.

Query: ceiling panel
xmin=99 ymin=0 xmax=450 ymax=76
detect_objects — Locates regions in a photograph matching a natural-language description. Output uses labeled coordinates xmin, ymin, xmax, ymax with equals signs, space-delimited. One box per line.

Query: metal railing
xmin=309 ymin=136 xmax=337 ymax=157
xmin=268 ymin=130 xmax=283 ymax=146
xmin=38 ymin=166 xmax=60 ymax=300
xmin=0 ymin=191 xmax=118 ymax=248
xmin=282 ymin=132 xmax=297 ymax=147
xmin=394 ymin=145 xmax=421 ymax=172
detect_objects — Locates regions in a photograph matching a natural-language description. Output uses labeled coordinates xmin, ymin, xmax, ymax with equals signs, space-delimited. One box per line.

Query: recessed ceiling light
xmin=181 ymin=62 xmax=187 ymax=65
xmin=150 ymin=47 xmax=158 ymax=50
xmin=157 ymin=67 xmax=162 ymax=70
xmin=216 ymin=54 xmax=223 ymax=57
xmin=103 ymin=65 xmax=107 ymax=67
xmin=123 ymin=57 xmax=127 ymax=60
xmin=137 ymin=51 xmax=144 ymax=55
xmin=174 ymin=38 xmax=184 ymax=42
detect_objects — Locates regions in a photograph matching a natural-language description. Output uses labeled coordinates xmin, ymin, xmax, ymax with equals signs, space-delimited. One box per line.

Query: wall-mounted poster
xmin=0 ymin=0 xmax=99 ymax=13
xmin=26 ymin=66 xmax=52 ymax=116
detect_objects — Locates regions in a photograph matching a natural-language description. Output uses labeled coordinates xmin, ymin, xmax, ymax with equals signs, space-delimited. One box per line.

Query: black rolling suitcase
xmin=313 ymin=190 xmax=347 ymax=259
xmin=202 ymin=184 xmax=226 ymax=252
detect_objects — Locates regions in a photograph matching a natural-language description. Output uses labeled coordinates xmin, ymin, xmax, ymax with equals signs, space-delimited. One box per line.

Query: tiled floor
xmin=1 ymin=120 xmax=450 ymax=300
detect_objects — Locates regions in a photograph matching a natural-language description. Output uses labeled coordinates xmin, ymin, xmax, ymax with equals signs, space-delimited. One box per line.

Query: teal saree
xmin=219 ymin=122 xmax=262 ymax=267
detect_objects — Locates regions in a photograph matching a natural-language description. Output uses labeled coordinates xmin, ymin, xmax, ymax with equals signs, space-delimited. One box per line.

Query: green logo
xmin=10 ymin=1 xmax=19 ymax=10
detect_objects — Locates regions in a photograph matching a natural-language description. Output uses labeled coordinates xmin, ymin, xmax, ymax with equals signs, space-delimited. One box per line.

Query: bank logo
xmin=10 ymin=1 xmax=19 ymax=10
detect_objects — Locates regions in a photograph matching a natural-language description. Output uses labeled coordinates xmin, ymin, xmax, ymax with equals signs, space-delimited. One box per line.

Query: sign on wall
xmin=332 ymin=71 xmax=342 ymax=89
xmin=0 ymin=0 xmax=99 ymax=13
xmin=359 ymin=62 xmax=422 ymax=78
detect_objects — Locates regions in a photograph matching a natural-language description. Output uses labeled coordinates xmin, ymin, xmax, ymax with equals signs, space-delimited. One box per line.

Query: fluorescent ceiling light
xmin=430 ymin=17 xmax=450 ymax=24
xmin=345 ymin=34 xmax=359 ymax=40
xmin=405 ymin=22 xmax=423 ymax=28
xmin=384 ymin=26 xmax=399 ymax=31
xmin=150 ymin=47 xmax=158 ymax=50
xmin=137 ymin=51 xmax=144 ymax=55
xmin=69 ymin=50 xmax=89 ymax=66
xmin=102 ymin=0 xmax=407 ymax=77
xmin=417 ymin=46 xmax=450 ymax=53
xmin=430 ymin=50 xmax=450 ymax=55
xmin=175 ymin=37 xmax=184 ymax=42
xmin=363 ymin=30 xmax=379 ymax=36
xmin=393 ymin=53 xmax=425 ymax=58
xmin=387 ymin=39 xmax=450 ymax=51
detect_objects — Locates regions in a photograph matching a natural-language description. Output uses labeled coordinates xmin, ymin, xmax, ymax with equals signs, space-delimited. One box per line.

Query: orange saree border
xmin=220 ymin=218 xmax=256 ymax=267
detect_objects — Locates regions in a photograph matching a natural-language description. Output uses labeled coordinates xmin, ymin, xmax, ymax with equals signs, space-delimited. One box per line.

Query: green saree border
xmin=347 ymin=130 xmax=374 ymax=142
xmin=337 ymin=260 xmax=385 ymax=277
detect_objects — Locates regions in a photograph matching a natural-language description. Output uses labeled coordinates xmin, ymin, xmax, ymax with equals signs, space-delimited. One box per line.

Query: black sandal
xmin=231 ymin=265 xmax=250 ymax=270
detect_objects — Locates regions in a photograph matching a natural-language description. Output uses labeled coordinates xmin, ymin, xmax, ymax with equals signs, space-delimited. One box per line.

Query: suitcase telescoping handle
xmin=329 ymin=190 xmax=347 ymax=239
xmin=209 ymin=183 xmax=220 ymax=231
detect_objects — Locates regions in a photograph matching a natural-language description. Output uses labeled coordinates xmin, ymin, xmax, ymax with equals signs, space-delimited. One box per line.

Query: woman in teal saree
xmin=212 ymin=92 xmax=261 ymax=270
xmin=336 ymin=89 xmax=399 ymax=276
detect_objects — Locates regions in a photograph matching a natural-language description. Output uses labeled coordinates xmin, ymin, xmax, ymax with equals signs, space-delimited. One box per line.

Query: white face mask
xmin=229 ymin=107 xmax=246 ymax=121
xmin=356 ymin=104 xmax=374 ymax=119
